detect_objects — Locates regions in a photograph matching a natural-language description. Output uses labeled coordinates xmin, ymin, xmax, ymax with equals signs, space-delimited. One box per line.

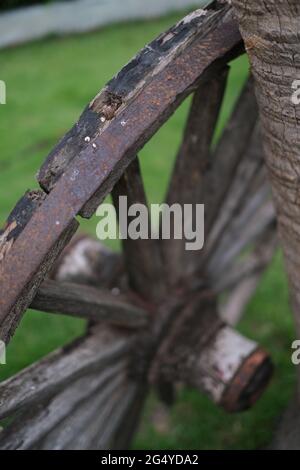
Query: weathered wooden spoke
xmin=0 ymin=361 xmax=126 ymax=450
xmin=50 ymin=234 xmax=125 ymax=289
xmin=0 ymin=326 xmax=133 ymax=420
xmin=202 ymin=78 xmax=259 ymax=235
xmin=163 ymin=68 xmax=229 ymax=284
xmin=39 ymin=372 xmax=128 ymax=450
xmin=202 ymin=124 xmax=264 ymax=266
xmin=31 ymin=279 xmax=148 ymax=329
xmin=0 ymin=2 xmax=278 ymax=450
xmin=112 ymin=157 xmax=165 ymax=301
xmin=220 ymin=228 xmax=277 ymax=325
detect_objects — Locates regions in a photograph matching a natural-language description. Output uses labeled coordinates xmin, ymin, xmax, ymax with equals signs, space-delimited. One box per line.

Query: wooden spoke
xmin=0 ymin=361 xmax=126 ymax=450
xmin=162 ymin=68 xmax=229 ymax=284
xmin=208 ymin=194 xmax=274 ymax=278
xmin=31 ymin=279 xmax=148 ymax=329
xmin=112 ymin=158 xmax=165 ymax=301
xmin=111 ymin=385 xmax=148 ymax=450
xmin=221 ymin=276 xmax=264 ymax=326
xmin=213 ymin=227 xmax=277 ymax=294
xmin=202 ymin=77 xmax=258 ymax=235
xmin=220 ymin=236 xmax=277 ymax=325
xmin=96 ymin=383 xmax=140 ymax=450
xmin=39 ymin=372 xmax=127 ymax=450
xmin=51 ymin=235 xmax=125 ymax=290
xmin=0 ymin=326 xmax=132 ymax=420
xmin=183 ymin=77 xmax=259 ymax=279
xmin=202 ymin=124 xmax=264 ymax=266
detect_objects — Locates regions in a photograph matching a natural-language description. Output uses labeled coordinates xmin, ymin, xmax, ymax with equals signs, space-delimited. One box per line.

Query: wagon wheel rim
xmin=0 ymin=2 xmax=274 ymax=450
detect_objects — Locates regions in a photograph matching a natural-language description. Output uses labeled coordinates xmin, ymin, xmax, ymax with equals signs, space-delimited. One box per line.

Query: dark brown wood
xmin=0 ymin=190 xmax=46 ymax=263
xmin=0 ymin=190 xmax=78 ymax=346
xmin=163 ymin=68 xmax=228 ymax=285
xmin=0 ymin=219 xmax=78 ymax=345
xmin=203 ymin=77 xmax=258 ymax=232
xmin=112 ymin=158 xmax=165 ymax=301
xmin=192 ymin=77 xmax=258 ymax=275
xmin=31 ymin=279 xmax=148 ymax=328
xmin=202 ymin=124 xmax=264 ymax=265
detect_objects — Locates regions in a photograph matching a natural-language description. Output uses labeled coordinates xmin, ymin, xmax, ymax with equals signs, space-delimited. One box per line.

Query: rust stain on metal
xmin=0 ymin=222 xmax=16 ymax=263
xmin=220 ymin=348 xmax=273 ymax=412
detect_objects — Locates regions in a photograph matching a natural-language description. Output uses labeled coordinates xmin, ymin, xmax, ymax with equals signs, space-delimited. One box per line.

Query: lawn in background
xmin=0 ymin=11 xmax=296 ymax=449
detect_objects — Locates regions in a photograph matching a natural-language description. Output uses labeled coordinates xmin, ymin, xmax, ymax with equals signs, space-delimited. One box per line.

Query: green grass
xmin=0 ymin=12 xmax=296 ymax=449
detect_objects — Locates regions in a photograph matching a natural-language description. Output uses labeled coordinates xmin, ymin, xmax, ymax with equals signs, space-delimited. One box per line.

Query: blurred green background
xmin=0 ymin=10 xmax=296 ymax=449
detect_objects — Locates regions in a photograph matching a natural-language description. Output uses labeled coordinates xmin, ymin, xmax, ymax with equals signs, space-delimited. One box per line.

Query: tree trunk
xmin=231 ymin=0 xmax=300 ymax=448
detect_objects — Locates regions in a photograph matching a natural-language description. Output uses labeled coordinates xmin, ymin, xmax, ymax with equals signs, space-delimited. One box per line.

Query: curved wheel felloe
xmin=0 ymin=2 xmax=275 ymax=450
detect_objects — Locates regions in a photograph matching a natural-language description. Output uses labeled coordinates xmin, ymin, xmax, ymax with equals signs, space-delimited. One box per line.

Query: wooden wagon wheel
xmin=0 ymin=2 xmax=276 ymax=449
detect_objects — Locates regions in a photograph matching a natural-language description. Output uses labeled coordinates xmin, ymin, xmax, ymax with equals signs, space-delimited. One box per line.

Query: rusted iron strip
xmin=38 ymin=3 xmax=237 ymax=195
xmin=0 ymin=190 xmax=79 ymax=343
xmin=0 ymin=190 xmax=46 ymax=264
xmin=0 ymin=4 xmax=241 ymax=341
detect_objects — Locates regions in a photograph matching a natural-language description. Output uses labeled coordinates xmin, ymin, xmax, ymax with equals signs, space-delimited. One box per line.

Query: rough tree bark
xmin=231 ymin=0 xmax=300 ymax=449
